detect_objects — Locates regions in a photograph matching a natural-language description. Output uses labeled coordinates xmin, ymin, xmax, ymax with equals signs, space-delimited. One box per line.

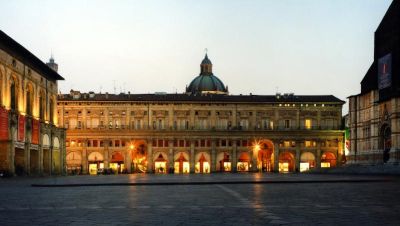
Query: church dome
xmin=186 ymin=54 xmax=228 ymax=95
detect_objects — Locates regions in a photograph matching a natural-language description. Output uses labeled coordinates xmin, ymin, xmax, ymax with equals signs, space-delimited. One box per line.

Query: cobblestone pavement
xmin=0 ymin=174 xmax=399 ymax=225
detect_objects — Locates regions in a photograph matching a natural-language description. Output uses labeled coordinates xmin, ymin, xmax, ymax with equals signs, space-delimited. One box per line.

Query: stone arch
xmin=379 ymin=123 xmax=391 ymax=163
xmin=321 ymin=151 xmax=337 ymax=168
xmin=10 ymin=75 xmax=19 ymax=111
xmin=131 ymin=140 xmax=147 ymax=173
xmin=66 ymin=151 xmax=82 ymax=166
xmin=257 ymin=139 xmax=275 ymax=172
xmin=25 ymin=82 xmax=34 ymax=116
xmin=153 ymin=151 xmax=168 ymax=174
xmin=39 ymin=89 xmax=46 ymax=120
xmin=174 ymin=151 xmax=190 ymax=174
xmin=216 ymin=151 xmax=231 ymax=172
xmin=279 ymin=151 xmax=295 ymax=172
xmin=53 ymin=137 xmax=60 ymax=149
xmin=195 ymin=151 xmax=211 ymax=173
xmin=300 ymin=151 xmax=316 ymax=172
xmin=88 ymin=151 xmax=104 ymax=162
xmin=42 ymin=134 xmax=50 ymax=147
xmin=237 ymin=151 xmax=251 ymax=172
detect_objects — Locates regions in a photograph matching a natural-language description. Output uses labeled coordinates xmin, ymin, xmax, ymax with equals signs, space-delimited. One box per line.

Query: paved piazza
xmin=0 ymin=174 xmax=400 ymax=226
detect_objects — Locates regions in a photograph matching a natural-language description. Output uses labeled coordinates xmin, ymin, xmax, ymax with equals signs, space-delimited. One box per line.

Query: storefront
xmin=321 ymin=152 xmax=337 ymax=168
xmin=279 ymin=151 xmax=295 ymax=173
xmin=300 ymin=152 xmax=316 ymax=172
xmin=154 ymin=153 xmax=167 ymax=174
xmin=217 ymin=152 xmax=231 ymax=172
xmin=88 ymin=151 xmax=104 ymax=175
xmin=195 ymin=152 xmax=210 ymax=173
xmin=109 ymin=152 xmax=125 ymax=174
xmin=237 ymin=152 xmax=250 ymax=172
xmin=66 ymin=151 xmax=82 ymax=174
xmin=174 ymin=152 xmax=190 ymax=174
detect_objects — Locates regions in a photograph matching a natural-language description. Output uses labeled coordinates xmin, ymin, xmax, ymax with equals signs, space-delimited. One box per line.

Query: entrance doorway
xmin=237 ymin=152 xmax=250 ymax=172
xmin=279 ymin=151 xmax=295 ymax=172
xmin=195 ymin=152 xmax=210 ymax=173
xmin=217 ymin=152 xmax=231 ymax=172
xmin=154 ymin=152 xmax=168 ymax=174
xmin=381 ymin=125 xmax=391 ymax=163
xmin=14 ymin=148 xmax=25 ymax=175
xmin=321 ymin=152 xmax=336 ymax=168
xmin=257 ymin=141 xmax=274 ymax=172
xmin=300 ymin=152 xmax=316 ymax=172
xmin=174 ymin=152 xmax=190 ymax=174
xmin=30 ymin=149 xmax=39 ymax=175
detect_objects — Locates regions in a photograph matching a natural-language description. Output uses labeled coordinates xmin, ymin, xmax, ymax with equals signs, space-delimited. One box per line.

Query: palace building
xmin=0 ymin=31 xmax=66 ymax=176
xmin=59 ymin=53 xmax=345 ymax=175
xmin=348 ymin=0 xmax=400 ymax=165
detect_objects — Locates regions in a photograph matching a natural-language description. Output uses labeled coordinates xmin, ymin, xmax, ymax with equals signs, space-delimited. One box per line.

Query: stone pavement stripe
xmin=215 ymin=185 xmax=289 ymax=224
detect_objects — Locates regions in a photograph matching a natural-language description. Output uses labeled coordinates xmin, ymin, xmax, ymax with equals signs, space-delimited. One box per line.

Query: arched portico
xmin=216 ymin=151 xmax=231 ymax=172
xmin=87 ymin=151 xmax=104 ymax=175
xmin=321 ymin=151 xmax=336 ymax=168
xmin=174 ymin=151 xmax=190 ymax=174
xmin=195 ymin=152 xmax=210 ymax=173
xmin=300 ymin=152 xmax=315 ymax=172
xmin=256 ymin=140 xmax=274 ymax=172
xmin=153 ymin=151 xmax=168 ymax=174
xmin=279 ymin=151 xmax=295 ymax=172
xmin=237 ymin=152 xmax=251 ymax=172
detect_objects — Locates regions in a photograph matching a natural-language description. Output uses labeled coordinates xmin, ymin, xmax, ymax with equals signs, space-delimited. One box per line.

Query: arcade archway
xmin=321 ymin=152 xmax=336 ymax=168
xmin=131 ymin=142 xmax=147 ymax=173
xmin=300 ymin=152 xmax=315 ymax=172
xmin=216 ymin=151 xmax=231 ymax=172
xmin=279 ymin=151 xmax=295 ymax=173
xmin=195 ymin=152 xmax=210 ymax=173
xmin=88 ymin=152 xmax=104 ymax=175
xmin=257 ymin=140 xmax=274 ymax=172
xmin=174 ymin=152 xmax=190 ymax=174
xmin=237 ymin=152 xmax=250 ymax=172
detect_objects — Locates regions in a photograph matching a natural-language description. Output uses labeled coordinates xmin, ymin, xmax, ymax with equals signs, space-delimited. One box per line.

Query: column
xmin=24 ymin=142 xmax=30 ymax=175
xmin=147 ymin=140 xmax=153 ymax=173
xmin=337 ymin=138 xmax=343 ymax=167
xmin=316 ymin=141 xmax=321 ymax=169
xmin=250 ymin=147 xmax=256 ymax=172
xmin=295 ymin=143 xmax=300 ymax=172
xmin=82 ymin=148 xmax=87 ymax=174
xmin=126 ymin=148 xmax=132 ymax=173
xmin=232 ymin=140 xmax=237 ymax=172
xmin=273 ymin=141 xmax=279 ymax=173
xmin=190 ymin=140 xmax=195 ymax=173
xmin=168 ymin=140 xmax=174 ymax=174
xmin=211 ymin=139 xmax=216 ymax=172
xmin=38 ymin=144 xmax=43 ymax=175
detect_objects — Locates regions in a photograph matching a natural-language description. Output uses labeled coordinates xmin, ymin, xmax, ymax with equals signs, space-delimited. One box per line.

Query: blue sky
xmin=0 ymin=0 xmax=393 ymax=112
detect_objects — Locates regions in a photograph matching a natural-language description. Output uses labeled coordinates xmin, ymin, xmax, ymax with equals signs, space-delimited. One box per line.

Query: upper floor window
xmin=284 ymin=119 xmax=290 ymax=129
xmin=305 ymin=119 xmax=312 ymax=129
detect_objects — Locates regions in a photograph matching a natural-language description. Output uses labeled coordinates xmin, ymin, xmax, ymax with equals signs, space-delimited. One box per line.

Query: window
xmin=305 ymin=119 xmax=312 ymax=129
xmin=284 ymin=120 xmax=290 ymax=129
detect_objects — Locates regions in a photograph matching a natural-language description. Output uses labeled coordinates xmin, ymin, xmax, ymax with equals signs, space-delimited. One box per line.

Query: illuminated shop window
xmin=300 ymin=162 xmax=310 ymax=172
xmin=279 ymin=162 xmax=289 ymax=172
xmin=224 ymin=162 xmax=231 ymax=171
xmin=174 ymin=162 xmax=190 ymax=174
xmin=89 ymin=164 xmax=97 ymax=175
xmin=155 ymin=162 xmax=167 ymax=173
xmin=321 ymin=162 xmax=331 ymax=168
xmin=195 ymin=162 xmax=210 ymax=173
xmin=237 ymin=162 xmax=249 ymax=172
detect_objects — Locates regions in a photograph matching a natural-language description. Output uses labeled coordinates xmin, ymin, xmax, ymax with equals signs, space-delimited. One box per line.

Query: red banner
xmin=18 ymin=115 xmax=25 ymax=142
xmin=0 ymin=107 xmax=8 ymax=140
xmin=32 ymin=119 xmax=40 ymax=144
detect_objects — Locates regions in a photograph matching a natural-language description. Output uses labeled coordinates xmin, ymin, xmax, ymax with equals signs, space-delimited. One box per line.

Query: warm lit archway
xmin=153 ymin=152 xmax=168 ymax=174
xmin=87 ymin=151 xmax=104 ymax=175
xmin=195 ymin=152 xmax=210 ymax=173
xmin=321 ymin=152 xmax=336 ymax=168
xmin=174 ymin=152 xmax=190 ymax=174
xmin=256 ymin=140 xmax=274 ymax=172
xmin=110 ymin=151 xmax=125 ymax=173
xmin=216 ymin=151 xmax=231 ymax=172
xmin=279 ymin=151 xmax=295 ymax=172
xmin=300 ymin=152 xmax=315 ymax=172
xmin=237 ymin=152 xmax=250 ymax=172
xmin=131 ymin=141 xmax=147 ymax=173
xmin=66 ymin=151 xmax=82 ymax=174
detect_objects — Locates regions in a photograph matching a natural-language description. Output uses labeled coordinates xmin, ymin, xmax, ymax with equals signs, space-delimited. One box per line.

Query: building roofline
xmin=0 ymin=30 xmax=64 ymax=81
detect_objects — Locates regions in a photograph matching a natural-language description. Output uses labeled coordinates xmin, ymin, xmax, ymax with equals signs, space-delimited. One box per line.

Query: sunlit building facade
xmin=0 ymin=31 xmax=66 ymax=175
xmin=59 ymin=54 xmax=345 ymax=174
xmin=348 ymin=0 xmax=400 ymax=165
